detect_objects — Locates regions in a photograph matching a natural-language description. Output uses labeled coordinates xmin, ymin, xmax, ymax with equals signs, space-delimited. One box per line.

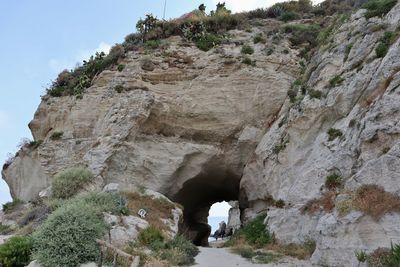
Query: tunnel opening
xmin=172 ymin=166 xmax=240 ymax=246
xmin=208 ymin=201 xmax=230 ymax=241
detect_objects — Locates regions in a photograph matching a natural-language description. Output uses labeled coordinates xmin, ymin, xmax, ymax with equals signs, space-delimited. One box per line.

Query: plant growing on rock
xmin=0 ymin=224 xmax=12 ymax=235
xmin=114 ymin=84 xmax=124 ymax=93
xmin=279 ymin=11 xmax=300 ymax=22
xmin=325 ymin=174 xmax=343 ymax=190
xmin=284 ymin=24 xmax=321 ymax=47
xmin=51 ymin=167 xmax=93 ymax=199
xmin=33 ymin=192 xmax=125 ymax=267
xmin=50 ymin=131 xmax=63 ymax=140
xmin=2 ymin=199 xmax=23 ymax=214
xmin=145 ymin=40 xmax=161 ymax=49
xmin=242 ymin=56 xmax=255 ymax=66
xmin=363 ymin=0 xmax=398 ymax=19
xmin=117 ymin=64 xmax=125 ymax=72
xmin=253 ymin=33 xmax=266 ymax=44
xmin=241 ymin=45 xmax=255 ymax=55
xmin=195 ymin=34 xmax=222 ymax=51
xmin=353 ymin=184 xmax=400 ymax=220
xmin=366 ymin=244 xmax=400 ymax=267
xmin=329 ymin=75 xmax=345 ymax=87
xmin=375 ymin=31 xmax=399 ymax=58
xmin=0 ymin=236 xmax=33 ymax=267
xmin=136 ymin=14 xmax=158 ymax=41
xmin=327 ymin=128 xmax=343 ymax=141
xmin=156 ymin=235 xmax=199 ymax=266
xmin=242 ymin=215 xmax=272 ymax=248
xmin=355 ymin=250 xmax=367 ymax=264
xmin=274 ymin=199 xmax=285 ymax=208
xmin=308 ymin=89 xmax=322 ymax=99
xmin=138 ymin=226 xmax=165 ymax=247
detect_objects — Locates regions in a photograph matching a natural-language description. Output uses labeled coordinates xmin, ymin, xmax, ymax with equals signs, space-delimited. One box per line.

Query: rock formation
xmin=2 ymin=2 xmax=400 ymax=266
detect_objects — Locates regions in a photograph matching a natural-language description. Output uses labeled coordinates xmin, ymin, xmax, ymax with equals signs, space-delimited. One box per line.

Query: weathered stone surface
xmin=3 ymin=29 xmax=298 ymax=202
xmin=2 ymin=4 xmax=400 ymax=266
xmin=104 ymin=213 xmax=149 ymax=247
xmin=240 ymin=3 xmax=400 ymax=266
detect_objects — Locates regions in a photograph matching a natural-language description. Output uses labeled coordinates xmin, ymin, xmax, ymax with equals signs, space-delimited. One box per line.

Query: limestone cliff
xmin=2 ymin=3 xmax=400 ymax=266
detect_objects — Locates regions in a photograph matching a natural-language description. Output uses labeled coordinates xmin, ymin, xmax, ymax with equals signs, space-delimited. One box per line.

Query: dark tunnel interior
xmin=172 ymin=167 xmax=240 ymax=246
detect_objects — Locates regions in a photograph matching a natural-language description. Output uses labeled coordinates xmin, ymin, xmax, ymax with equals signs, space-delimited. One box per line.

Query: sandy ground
xmin=194 ymin=246 xmax=312 ymax=267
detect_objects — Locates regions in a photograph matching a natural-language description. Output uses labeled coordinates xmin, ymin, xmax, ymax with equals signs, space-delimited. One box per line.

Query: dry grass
xmin=353 ymin=184 xmax=400 ymax=220
xmin=226 ymin=230 xmax=315 ymax=261
xmin=266 ymin=240 xmax=316 ymax=260
xmin=301 ymin=191 xmax=337 ymax=215
xmin=336 ymin=198 xmax=354 ymax=216
xmin=122 ymin=191 xmax=178 ymax=231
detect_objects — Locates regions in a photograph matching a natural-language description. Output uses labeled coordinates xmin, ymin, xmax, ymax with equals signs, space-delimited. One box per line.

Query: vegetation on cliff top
xmin=43 ymin=0 xmax=397 ymax=99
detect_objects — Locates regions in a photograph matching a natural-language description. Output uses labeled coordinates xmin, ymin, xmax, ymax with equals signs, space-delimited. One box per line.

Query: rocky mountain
xmin=2 ymin=1 xmax=400 ymax=266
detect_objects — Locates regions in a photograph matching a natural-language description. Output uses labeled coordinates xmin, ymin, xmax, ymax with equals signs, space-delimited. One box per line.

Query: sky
xmin=0 ymin=0 xmax=315 ymax=209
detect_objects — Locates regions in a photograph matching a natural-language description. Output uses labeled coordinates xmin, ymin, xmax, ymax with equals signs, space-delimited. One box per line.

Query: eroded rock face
xmin=2 ymin=5 xmax=400 ymax=265
xmin=240 ymin=4 xmax=400 ymax=266
xmin=2 ymin=23 xmax=299 ymax=246
xmin=3 ymin=27 xmax=298 ymax=203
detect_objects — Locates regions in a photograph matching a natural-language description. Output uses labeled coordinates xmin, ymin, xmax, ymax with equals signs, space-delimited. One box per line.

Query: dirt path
xmin=194 ymin=247 xmax=311 ymax=267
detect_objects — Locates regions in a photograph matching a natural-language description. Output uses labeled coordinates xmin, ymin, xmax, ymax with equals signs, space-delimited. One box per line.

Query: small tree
xmin=199 ymin=4 xmax=206 ymax=13
xmin=136 ymin=14 xmax=158 ymax=41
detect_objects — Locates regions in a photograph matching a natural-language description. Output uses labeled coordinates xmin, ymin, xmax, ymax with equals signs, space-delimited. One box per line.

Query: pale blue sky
xmin=0 ymin=1 xmax=281 ymax=212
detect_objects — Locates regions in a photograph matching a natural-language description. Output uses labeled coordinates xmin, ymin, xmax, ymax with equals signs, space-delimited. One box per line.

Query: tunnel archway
xmin=172 ymin=166 xmax=241 ymax=246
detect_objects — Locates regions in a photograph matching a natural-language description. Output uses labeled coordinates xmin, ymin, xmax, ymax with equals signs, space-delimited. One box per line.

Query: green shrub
xmin=327 ymin=128 xmax=343 ymax=141
xmin=375 ymin=31 xmax=399 ymax=58
xmin=145 ymin=40 xmax=161 ymax=49
xmin=253 ymin=34 xmax=266 ymax=44
xmin=308 ymin=89 xmax=322 ymax=99
xmin=363 ymin=0 xmax=398 ymax=19
xmin=242 ymin=57 xmax=255 ymax=66
xmin=329 ymin=75 xmax=345 ymax=87
xmin=344 ymin=43 xmax=353 ymax=62
xmin=234 ymin=247 xmax=255 ymax=258
xmin=115 ymin=84 xmax=124 ymax=93
xmin=33 ymin=193 xmax=122 ymax=267
xmin=51 ymin=167 xmax=93 ymax=199
xmin=376 ymin=42 xmax=390 ymax=58
xmin=0 ymin=236 xmax=33 ymax=267
xmin=287 ymin=89 xmax=298 ymax=103
xmin=50 ymin=131 xmax=63 ymax=140
xmin=279 ymin=11 xmax=300 ymax=22
xmin=2 ymin=199 xmax=23 ymax=214
xmin=46 ymin=46 xmax=124 ymax=98
xmin=284 ymin=24 xmax=321 ymax=47
xmin=242 ymin=215 xmax=272 ymax=248
xmin=138 ymin=226 xmax=165 ymax=246
xmin=325 ymin=174 xmax=343 ymax=190
xmin=355 ymin=250 xmax=367 ymax=263
xmin=367 ymin=244 xmax=400 ymax=267
xmin=241 ymin=45 xmax=255 ymax=55
xmin=274 ymin=199 xmax=286 ymax=208
xmin=0 ymin=224 xmax=12 ymax=235
xmin=159 ymin=235 xmax=199 ymax=266
xmin=195 ymin=34 xmax=222 ymax=51
xmin=317 ymin=24 xmax=334 ymax=46
xmin=382 ymin=146 xmax=390 ymax=154
xmin=28 ymin=140 xmax=43 ymax=150
xmin=117 ymin=64 xmax=125 ymax=72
